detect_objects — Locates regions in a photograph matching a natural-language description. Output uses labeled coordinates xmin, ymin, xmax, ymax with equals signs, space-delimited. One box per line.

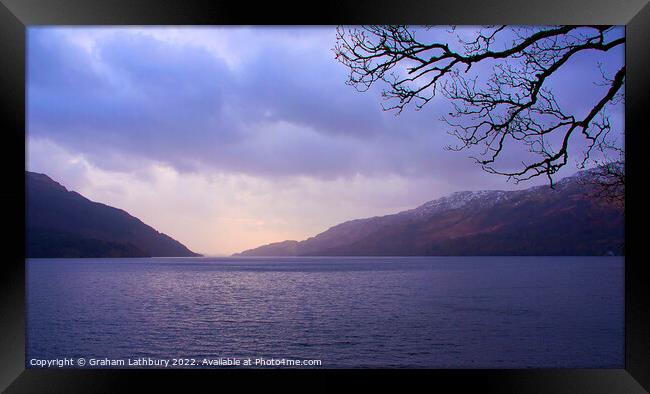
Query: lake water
xmin=26 ymin=256 xmax=624 ymax=368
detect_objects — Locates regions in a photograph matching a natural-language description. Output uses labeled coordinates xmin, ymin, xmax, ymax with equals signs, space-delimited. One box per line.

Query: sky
xmin=26 ymin=26 xmax=625 ymax=256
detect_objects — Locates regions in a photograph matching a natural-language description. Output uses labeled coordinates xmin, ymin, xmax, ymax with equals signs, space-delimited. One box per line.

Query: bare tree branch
xmin=334 ymin=25 xmax=625 ymax=198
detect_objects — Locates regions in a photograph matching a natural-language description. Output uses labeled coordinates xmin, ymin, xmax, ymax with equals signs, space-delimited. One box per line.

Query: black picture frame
xmin=1 ymin=0 xmax=648 ymax=392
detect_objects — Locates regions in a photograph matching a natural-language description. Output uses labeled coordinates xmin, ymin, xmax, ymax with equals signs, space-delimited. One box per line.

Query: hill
xmin=235 ymin=170 xmax=623 ymax=256
xmin=26 ymin=172 xmax=200 ymax=258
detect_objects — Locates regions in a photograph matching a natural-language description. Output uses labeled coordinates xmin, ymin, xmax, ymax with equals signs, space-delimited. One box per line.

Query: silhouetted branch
xmin=334 ymin=25 xmax=625 ymax=197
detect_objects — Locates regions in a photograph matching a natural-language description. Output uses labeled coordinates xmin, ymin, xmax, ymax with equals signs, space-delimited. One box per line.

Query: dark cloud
xmin=27 ymin=27 xmax=624 ymax=183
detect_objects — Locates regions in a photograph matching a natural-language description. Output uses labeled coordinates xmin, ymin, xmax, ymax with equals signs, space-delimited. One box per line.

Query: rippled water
xmin=26 ymin=256 xmax=623 ymax=368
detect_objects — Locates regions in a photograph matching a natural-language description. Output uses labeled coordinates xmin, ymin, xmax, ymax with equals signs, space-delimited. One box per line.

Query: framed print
xmin=1 ymin=0 xmax=648 ymax=392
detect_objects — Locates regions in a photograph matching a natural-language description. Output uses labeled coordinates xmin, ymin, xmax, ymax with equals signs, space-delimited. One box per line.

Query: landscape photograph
xmin=26 ymin=25 xmax=625 ymax=368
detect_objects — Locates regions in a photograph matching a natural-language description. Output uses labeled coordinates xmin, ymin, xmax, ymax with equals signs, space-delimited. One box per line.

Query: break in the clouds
xmin=27 ymin=27 xmax=624 ymax=255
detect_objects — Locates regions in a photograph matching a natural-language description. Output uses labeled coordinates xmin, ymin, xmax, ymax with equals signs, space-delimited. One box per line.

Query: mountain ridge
xmin=234 ymin=169 xmax=624 ymax=257
xmin=26 ymin=171 xmax=201 ymax=258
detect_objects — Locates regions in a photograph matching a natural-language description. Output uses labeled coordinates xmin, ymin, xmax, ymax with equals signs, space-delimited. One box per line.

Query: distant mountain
xmin=26 ymin=172 xmax=200 ymax=258
xmin=235 ymin=170 xmax=624 ymax=257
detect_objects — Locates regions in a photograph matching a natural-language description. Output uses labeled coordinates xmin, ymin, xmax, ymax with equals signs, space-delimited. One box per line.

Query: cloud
xmin=28 ymin=27 xmax=449 ymax=180
xmin=28 ymin=26 xmax=623 ymax=183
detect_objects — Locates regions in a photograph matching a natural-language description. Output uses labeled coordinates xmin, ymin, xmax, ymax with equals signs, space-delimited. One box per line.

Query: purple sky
xmin=26 ymin=26 xmax=625 ymax=255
